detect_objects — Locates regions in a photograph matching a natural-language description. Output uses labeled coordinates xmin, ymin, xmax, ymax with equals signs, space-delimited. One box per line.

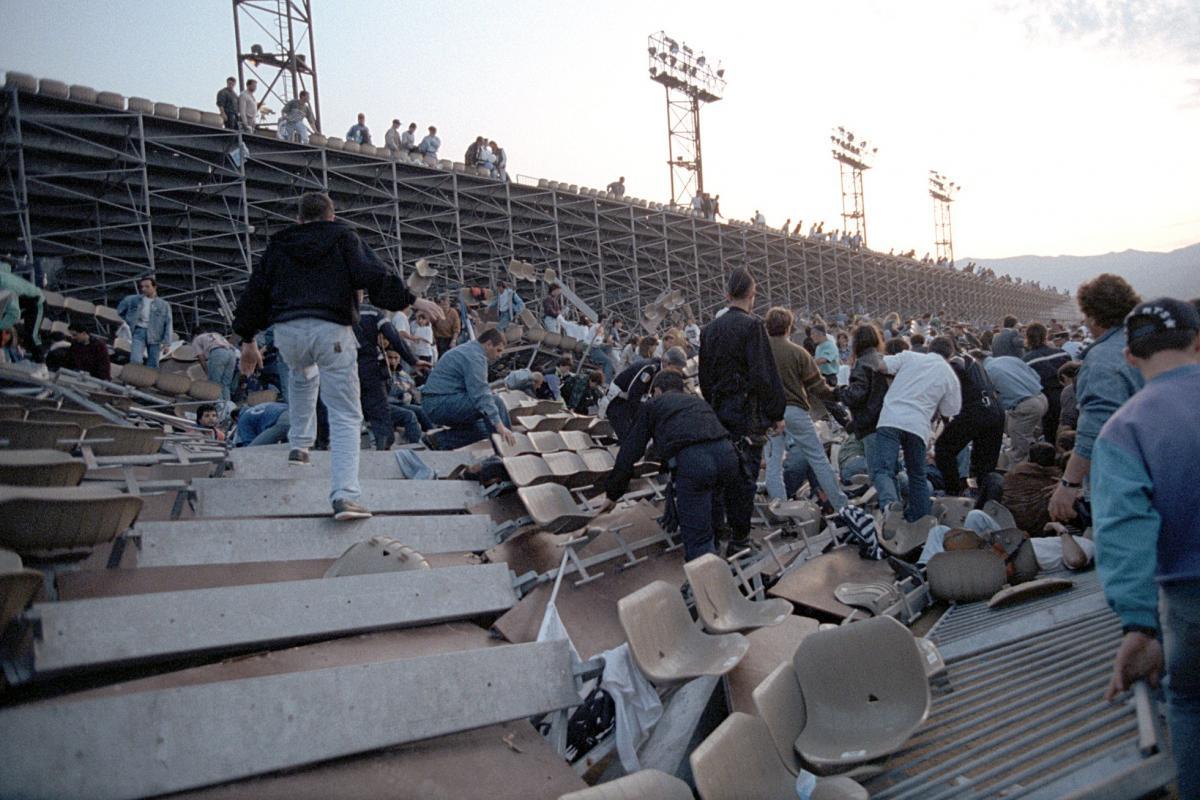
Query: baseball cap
xmin=1124 ymin=298 xmax=1200 ymax=343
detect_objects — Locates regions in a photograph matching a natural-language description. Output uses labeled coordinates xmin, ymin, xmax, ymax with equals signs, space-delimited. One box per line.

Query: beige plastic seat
xmin=589 ymin=419 xmax=615 ymax=439
xmin=684 ymin=553 xmax=793 ymax=633
xmin=0 ymin=419 xmax=82 ymax=451
xmin=127 ymin=96 xmax=154 ymax=114
xmin=932 ymin=496 xmax=973 ymax=528
xmin=153 ymin=102 xmax=179 ymax=119
xmin=83 ymin=424 xmax=162 ymax=457
xmin=187 ymin=380 xmax=223 ymax=401
xmin=40 ymin=289 xmax=66 ymax=309
xmin=504 ymin=325 xmax=524 ymax=345
xmin=833 ymin=581 xmax=903 ymax=616
xmin=542 ymin=450 xmax=603 ymax=488
xmin=343 ymin=141 xmax=362 ymax=154
xmin=200 ymin=111 xmax=224 ymax=127
xmin=325 ymin=137 xmax=344 ymax=149
xmin=5 ymin=72 xmax=38 ymax=92
xmin=502 ymin=455 xmax=555 ymax=488
xmin=792 ymin=616 xmax=930 ymax=769
xmin=498 ymin=390 xmax=534 ymax=413
xmin=309 ymin=133 xmax=328 ymax=146
xmin=559 ymin=769 xmax=691 ymax=800
xmin=68 ymin=84 xmax=97 ymax=103
xmin=96 ymin=91 xmax=125 ymax=110
xmin=692 ymin=712 xmax=868 ymax=800
xmin=982 ymin=500 xmax=1018 ymax=531
xmin=618 ymin=580 xmax=749 ymax=685
xmin=118 ymin=362 xmax=158 ymax=388
xmin=559 ymin=416 xmax=593 ymax=432
xmin=988 ymin=577 xmax=1073 ymax=608
xmin=577 ymin=448 xmax=615 ymax=475
xmin=519 ymin=308 xmax=540 ymax=328
xmin=879 ymin=507 xmax=938 ymax=557
xmin=63 ymin=296 xmax=97 ymax=316
xmin=927 ymin=550 xmax=1007 ymax=602
xmin=49 ymin=320 xmax=70 ymax=336
xmin=559 ymin=431 xmax=595 ymax=452
xmin=561 ymin=335 xmax=580 ymax=352
xmin=95 ymin=304 xmax=123 ymax=326
xmin=492 ymin=431 xmax=539 ymax=458
xmin=185 ymin=363 xmax=207 ymax=382
xmin=25 ymin=408 xmax=107 ymax=429
xmin=752 ymin=661 xmax=808 ymax=775
xmin=243 ymin=388 xmax=278 ymax=406
xmin=38 ymin=79 xmax=69 ymax=98
xmin=517 ymin=483 xmax=596 ymax=533
xmin=0 ymin=486 xmax=143 ymax=555
xmin=0 ymin=548 xmax=42 ymax=630
xmin=521 ymin=414 xmax=572 ymax=433
xmin=324 ymin=536 xmax=430 ymax=578
xmin=541 ymin=331 xmax=564 ymax=350
xmin=0 ymin=450 xmax=86 ymax=487
xmin=178 ymin=107 xmax=203 ymax=123
xmin=529 ymin=431 xmax=569 ymax=453
xmin=169 ymin=343 xmax=198 ymax=362
xmin=154 ymin=371 xmax=192 ymax=396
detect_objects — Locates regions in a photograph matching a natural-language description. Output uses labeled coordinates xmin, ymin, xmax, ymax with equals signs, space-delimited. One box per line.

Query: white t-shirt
xmin=1062 ymin=341 xmax=1084 ymax=359
xmin=410 ymin=322 xmax=436 ymax=361
xmin=138 ymin=296 xmax=152 ymax=328
xmin=877 ymin=351 xmax=962 ymax=441
xmin=392 ymin=311 xmax=410 ymax=334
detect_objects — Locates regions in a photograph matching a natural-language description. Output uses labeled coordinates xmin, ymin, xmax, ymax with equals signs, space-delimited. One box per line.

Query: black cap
xmin=1124 ymin=298 xmax=1200 ymax=343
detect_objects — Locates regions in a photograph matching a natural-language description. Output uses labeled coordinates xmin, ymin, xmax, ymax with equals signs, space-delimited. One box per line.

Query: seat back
xmin=324 ymin=536 xmax=430 ymax=577
xmin=684 ymin=553 xmax=744 ymax=631
xmin=492 ymin=430 xmax=536 ymax=458
xmin=118 ymin=362 xmax=158 ymax=388
xmin=690 ymin=712 xmax=796 ymax=800
xmin=187 ymin=380 xmax=223 ymax=401
xmin=557 ymin=769 xmax=692 ymax=800
xmin=932 ymin=496 xmax=974 ymax=527
xmin=528 ymin=431 xmax=568 ymax=453
xmin=502 ymin=455 xmax=554 ymax=487
xmin=154 ymin=371 xmax=193 ymax=396
xmin=83 ymin=425 xmax=162 ymax=457
xmin=618 ymin=581 xmax=694 ymax=679
xmin=0 ymin=487 xmax=143 ymax=555
xmin=516 ymin=483 xmax=589 ymax=531
xmin=0 ymin=420 xmax=82 ymax=451
xmin=982 ymin=500 xmax=1017 ymax=531
xmin=792 ymin=616 xmax=930 ymax=768
xmin=751 ymin=661 xmax=805 ymax=775
xmin=25 ymin=408 xmax=107 ymax=429
xmin=0 ymin=450 xmax=86 ymax=487
xmin=879 ymin=509 xmax=938 ymax=557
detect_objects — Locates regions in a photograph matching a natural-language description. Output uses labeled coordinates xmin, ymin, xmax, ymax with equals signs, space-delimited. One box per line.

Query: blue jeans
xmin=765 ymin=405 xmax=848 ymax=508
xmin=389 ymin=403 xmax=431 ymax=444
xmin=206 ymin=347 xmax=239 ymax=405
xmin=1162 ymin=580 xmax=1200 ymax=799
xmin=587 ymin=347 xmax=616 ymax=383
xmin=130 ymin=327 xmax=162 ymax=368
xmin=274 ymin=319 xmax=362 ymax=504
xmin=870 ymin=426 xmax=931 ymax=521
xmin=674 ymin=439 xmax=741 ymax=561
xmin=248 ymin=415 xmax=290 ymax=446
xmin=423 ymin=392 xmax=512 ymax=449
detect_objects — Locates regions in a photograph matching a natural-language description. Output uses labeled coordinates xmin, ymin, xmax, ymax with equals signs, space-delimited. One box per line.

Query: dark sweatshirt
xmin=698 ymin=307 xmax=786 ymax=437
xmin=233 ymin=220 xmax=414 ymax=339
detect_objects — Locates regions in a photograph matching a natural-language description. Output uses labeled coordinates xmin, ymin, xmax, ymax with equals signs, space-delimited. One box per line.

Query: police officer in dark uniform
xmin=698 ymin=268 xmax=787 ymax=555
xmin=603 ymin=342 xmax=688 ymax=440
xmin=931 ymin=336 xmax=1005 ymax=495
xmin=354 ymin=293 xmax=420 ymax=450
xmin=600 ymin=370 xmax=741 ymax=561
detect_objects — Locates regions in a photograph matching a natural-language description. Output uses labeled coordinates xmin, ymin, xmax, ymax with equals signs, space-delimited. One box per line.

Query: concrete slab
xmin=135 ymin=515 xmax=497 ymax=567
xmin=192 ymin=478 xmax=483 ymax=518
xmin=26 ymin=563 xmax=517 ymax=677
xmin=0 ymin=640 xmax=577 ymax=800
xmin=227 ymin=446 xmax=474 ymax=479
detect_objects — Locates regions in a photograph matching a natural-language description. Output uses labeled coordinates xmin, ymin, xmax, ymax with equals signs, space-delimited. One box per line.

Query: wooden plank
xmin=135 ymin=514 xmax=496 ymax=567
xmin=192 ymin=478 xmax=483 ymax=518
xmin=0 ymin=640 xmax=577 ymax=800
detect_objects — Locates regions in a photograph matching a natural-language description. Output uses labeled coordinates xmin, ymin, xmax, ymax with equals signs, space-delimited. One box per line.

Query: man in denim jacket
xmin=116 ymin=276 xmax=173 ymax=368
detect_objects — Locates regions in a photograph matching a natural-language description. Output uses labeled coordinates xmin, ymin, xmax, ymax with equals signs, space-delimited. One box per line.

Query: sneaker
xmin=287 ymin=448 xmax=311 ymax=466
xmin=332 ymin=499 xmax=373 ymax=521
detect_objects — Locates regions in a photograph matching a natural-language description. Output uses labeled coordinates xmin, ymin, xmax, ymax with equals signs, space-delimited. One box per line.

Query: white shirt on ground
xmin=877 ymin=350 xmax=962 ymax=441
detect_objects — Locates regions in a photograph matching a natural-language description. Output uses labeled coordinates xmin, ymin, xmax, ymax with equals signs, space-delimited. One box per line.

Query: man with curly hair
xmin=1049 ymin=274 xmax=1143 ymax=522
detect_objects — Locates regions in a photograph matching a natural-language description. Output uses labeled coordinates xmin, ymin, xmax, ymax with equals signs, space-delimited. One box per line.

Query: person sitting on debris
xmin=562 ymin=369 xmax=605 ymax=415
xmin=420 ymin=327 xmax=516 ymax=449
xmin=602 ymin=342 xmax=687 ymax=440
xmin=195 ymin=403 xmax=225 ymax=442
xmin=384 ymin=350 xmax=434 ymax=446
xmin=235 ymin=400 xmax=290 ymax=447
xmin=1002 ymin=442 xmax=1061 ymax=535
xmin=1091 ymin=297 xmax=1200 ymax=798
xmin=600 ymin=370 xmax=741 ymax=561
xmin=66 ymin=320 xmax=111 ymax=380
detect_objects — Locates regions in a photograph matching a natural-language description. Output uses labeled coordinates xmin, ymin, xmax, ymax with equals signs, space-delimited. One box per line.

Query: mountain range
xmin=964 ymin=243 xmax=1199 ymax=301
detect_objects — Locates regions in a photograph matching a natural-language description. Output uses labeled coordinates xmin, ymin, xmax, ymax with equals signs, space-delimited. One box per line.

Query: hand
xmin=413 ymin=298 xmax=445 ymax=321
xmin=1049 ymin=483 xmax=1080 ymax=522
xmin=239 ymin=341 xmax=263 ymax=377
xmin=1105 ymin=632 xmax=1163 ymax=702
xmin=496 ymin=424 xmax=516 ymax=447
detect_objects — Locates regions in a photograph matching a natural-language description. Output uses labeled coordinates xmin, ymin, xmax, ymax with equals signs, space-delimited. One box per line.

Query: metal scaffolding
xmin=930 ymin=171 xmax=958 ymax=266
xmin=232 ymin=0 xmax=322 ymax=133
xmin=0 ymin=85 xmax=1075 ymax=337
xmin=831 ymin=126 xmax=876 ymax=247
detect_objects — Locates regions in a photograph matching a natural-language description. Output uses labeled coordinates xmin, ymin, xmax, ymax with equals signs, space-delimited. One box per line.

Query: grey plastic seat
xmin=0 ymin=419 xmax=82 ymax=451
xmin=324 ymin=536 xmax=430 ymax=578
xmin=62 ymin=297 xmax=96 ymax=316
xmin=68 ymin=84 xmax=97 ymax=103
xmin=178 ymin=107 xmax=203 ymax=123
xmin=577 ymin=448 xmax=615 ymax=476
xmin=927 ymin=550 xmax=1007 ymax=602
xmin=752 ymin=661 xmax=807 ymax=775
xmin=0 ymin=548 xmax=42 ymax=630
xmin=559 ymin=431 xmax=595 ymax=452
xmin=82 ymin=424 xmax=162 ymax=457
xmin=792 ymin=616 xmax=930 ymax=769
xmin=127 ymin=96 xmax=154 ymax=114
xmin=691 ymin=712 xmax=868 ymax=800
xmin=154 ymin=370 xmax=192 ymax=396
xmin=0 ymin=486 xmax=143 ymax=555
xmin=118 ymin=362 xmax=159 ymax=388
xmin=502 ymin=454 xmax=556 ymax=487
xmin=187 ymin=379 xmax=223 ymax=401
xmin=309 ymin=133 xmax=328 ymax=146
xmin=0 ymin=450 xmax=86 ymax=487
xmin=517 ymin=483 xmax=596 ymax=533
xmin=94 ymin=304 xmax=123 ymax=327
xmin=96 ymin=91 xmax=125 ymax=110
xmin=618 ymin=580 xmax=749 ymax=685
xmin=540 ymin=451 xmax=590 ymax=487
xmin=492 ymin=431 xmax=538 ymax=458
xmin=932 ymin=496 xmax=974 ymax=527
xmin=153 ymin=102 xmax=179 ymax=119
xmin=38 ymin=79 xmax=69 ymax=99
xmin=558 ymin=769 xmax=692 ymax=800
xmin=684 ymin=553 xmax=793 ymax=633
xmin=5 ymin=72 xmax=38 ymax=92
xmin=524 ymin=414 xmax=573 ymax=433
xmin=559 ymin=415 xmax=593 ymax=432
xmin=879 ymin=507 xmax=938 ymax=557
xmin=504 ymin=325 xmax=525 ymax=344
xmin=982 ymin=500 xmax=1018 ymax=531
xmin=529 ymin=431 xmax=569 ymax=454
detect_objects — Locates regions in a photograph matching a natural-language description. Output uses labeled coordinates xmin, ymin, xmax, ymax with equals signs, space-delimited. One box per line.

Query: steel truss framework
xmin=0 ymin=87 xmax=1074 ymax=335
xmin=933 ymin=194 xmax=954 ymax=265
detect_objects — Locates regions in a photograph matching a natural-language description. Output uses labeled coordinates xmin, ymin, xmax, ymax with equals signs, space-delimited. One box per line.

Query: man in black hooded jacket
xmin=233 ymin=192 xmax=441 ymax=520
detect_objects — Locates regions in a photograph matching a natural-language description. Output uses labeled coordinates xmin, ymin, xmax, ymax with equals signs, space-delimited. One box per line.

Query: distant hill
xmin=964 ymin=243 xmax=1200 ymax=301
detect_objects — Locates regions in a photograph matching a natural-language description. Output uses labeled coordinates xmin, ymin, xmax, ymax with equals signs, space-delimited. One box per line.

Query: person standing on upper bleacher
xmin=216 ymin=77 xmax=239 ymax=130
xmin=401 ymin=122 xmax=418 ymax=153
xmin=278 ymin=91 xmax=317 ymax=145
xmin=542 ymin=284 xmax=563 ymax=333
xmin=346 ymin=113 xmax=371 ymax=145
xmin=232 ymin=191 xmax=442 ymax=521
xmin=237 ymin=79 xmax=258 ymax=134
xmin=117 ymin=276 xmax=173 ymax=369
xmin=384 ymin=120 xmax=402 ymax=155
xmin=491 ymin=140 xmax=507 ymax=181
xmin=419 ymin=126 xmax=440 ymax=165
xmin=607 ymin=177 xmax=626 ymax=198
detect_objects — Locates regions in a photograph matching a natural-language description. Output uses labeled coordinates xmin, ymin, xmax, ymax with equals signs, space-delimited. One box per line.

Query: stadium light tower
xmin=647 ymin=32 xmax=726 ymax=209
xmin=232 ymin=0 xmax=322 ymax=132
xmin=830 ymin=126 xmax=876 ymax=246
xmin=929 ymin=171 xmax=960 ymax=265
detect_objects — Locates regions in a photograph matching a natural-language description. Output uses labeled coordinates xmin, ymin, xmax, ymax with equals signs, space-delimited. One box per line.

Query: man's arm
xmin=378 ymin=319 xmax=419 ymax=366
xmin=232 ymin=251 xmax=274 ymax=341
xmin=462 ymin=352 xmax=503 ymax=428
xmin=936 ymin=369 xmax=962 ymax=418
xmin=799 ymin=348 xmax=833 ymax=402
xmin=605 ymin=404 xmax=652 ymax=501
xmin=748 ymin=324 xmax=787 ymax=424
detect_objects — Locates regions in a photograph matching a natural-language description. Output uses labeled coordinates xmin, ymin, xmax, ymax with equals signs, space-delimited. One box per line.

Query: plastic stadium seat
xmin=932 ymin=496 xmax=973 ymax=528
xmin=154 ymin=102 xmax=179 ymax=119
xmin=684 ymin=553 xmax=793 ymax=634
xmin=309 ymin=133 xmax=327 ymax=146
xmin=325 ymin=137 xmax=344 ymax=149
xmin=117 ymin=362 xmax=158 ymax=389
xmin=567 ymin=184 xmax=579 ymax=193
xmin=927 ymin=550 xmax=1007 ymax=602
xmin=38 ymin=79 xmax=69 ymax=99
xmin=25 ymin=408 xmax=107 ymax=429
xmin=342 ymin=141 xmax=361 ymax=154
xmin=558 ymin=770 xmax=692 ymax=800
xmin=83 ymin=424 xmax=162 ymax=457
xmin=0 ymin=450 xmax=86 ymax=488
xmin=752 ymin=661 xmax=807 ymax=775
xmin=127 ymin=96 xmax=154 ymax=114
xmin=94 ymin=305 xmax=123 ymax=327
xmin=4 ymin=72 xmax=37 ymax=92
xmin=619 ymin=580 xmax=749 ymax=685
xmin=437 ymin=158 xmax=452 ymax=169
xmin=537 ymin=178 xmax=549 ymax=189
xmin=501 ymin=455 xmax=556 ymax=488
xmin=879 ymin=507 xmax=938 ymax=557
xmin=0 ymin=420 xmax=82 ymax=451
xmin=62 ymin=297 xmax=96 ymax=317
xmin=691 ymin=713 xmax=868 ymax=800
xmin=0 ymin=486 xmax=143 ymax=555
xmin=187 ymin=380 xmax=223 ymax=402
xmin=96 ymin=91 xmax=125 ymax=110
xmin=324 ymin=536 xmax=430 ymax=578
xmin=982 ymin=500 xmax=1018 ymax=531
xmin=200 ymin=111 xmax=224 ymax=127
xmin=178 ymin=107 xmax=203 ymax=123
xmin=154 ymin=371 xmax=192 ymax=396
xmin=68 ymin=85 xmax=97 ymax=103
xmin=0 ymin=548 xmax=43 ymax=630
xmin=792 ymin=616 xmax=930 ymax=769
xmin=516 ymin=483 xmax=596 ymax=533
xmin=49 ymin=320 xmax=69 ymax=336
xmin=520 ymin=414 xmax=571 ymax=433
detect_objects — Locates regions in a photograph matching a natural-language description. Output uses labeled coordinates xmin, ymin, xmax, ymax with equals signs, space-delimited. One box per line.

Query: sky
xmin=2 ymin=0 xmax=1198 ymax=262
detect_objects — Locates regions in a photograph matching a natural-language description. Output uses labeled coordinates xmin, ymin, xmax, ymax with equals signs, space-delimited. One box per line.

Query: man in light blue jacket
xmin=421 ymin=327 xmax=515 ymax=450
xmin=116 ymin=276 xmax=173 ymax=368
